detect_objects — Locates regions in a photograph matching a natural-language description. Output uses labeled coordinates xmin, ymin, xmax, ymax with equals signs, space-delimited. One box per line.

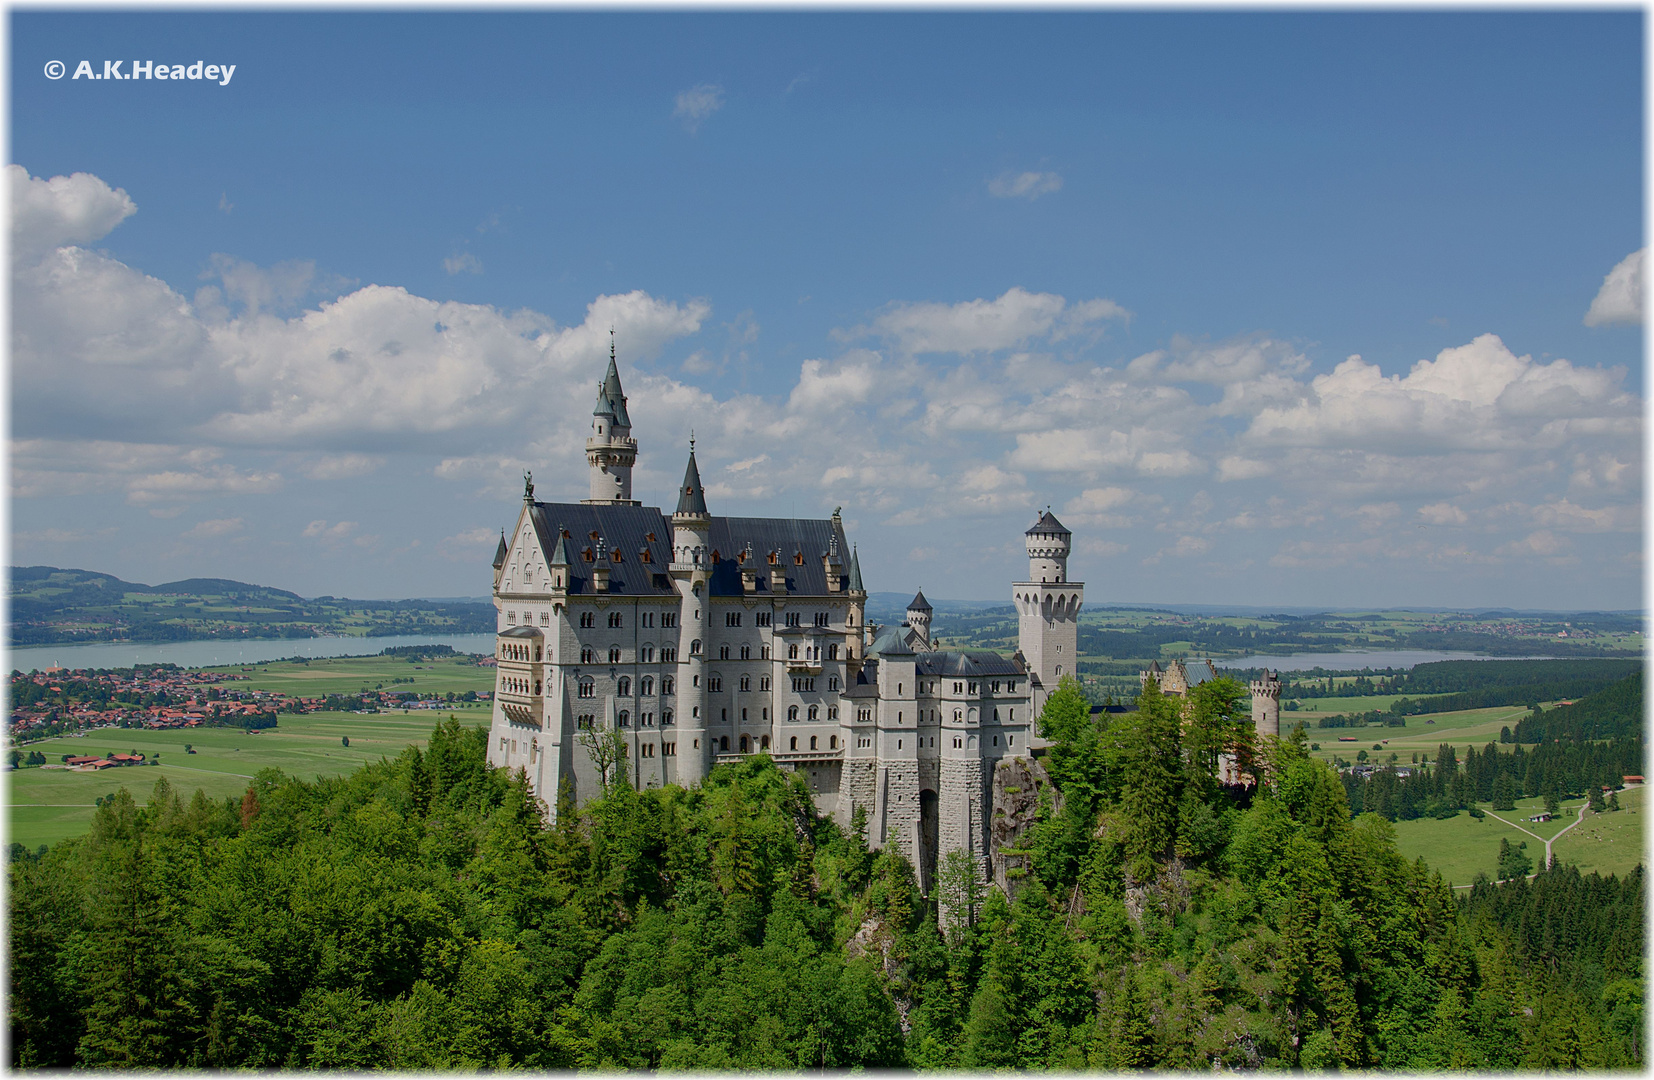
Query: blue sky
xmin=8 ymin=10 xmax=1644 ymax=609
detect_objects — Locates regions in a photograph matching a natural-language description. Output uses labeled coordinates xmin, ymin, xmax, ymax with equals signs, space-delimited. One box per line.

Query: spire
xmin=675 ymin=446 xmax=708 ymax=516
xmin=548 ymin=525 xmax=571 ymax=566
xmin=591 ymin=340 xmax=631 ymax=426
xmin=492 ymin=530 xmax=508 ymax=569
xmin=848 ymin=544 xmax=864 ymax=592
xmin=908 ymin=590 xmax=932 ymax=613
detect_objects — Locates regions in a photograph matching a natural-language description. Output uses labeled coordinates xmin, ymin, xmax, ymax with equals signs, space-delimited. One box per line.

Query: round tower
xmin=1249 ymin=670 xmax=1282 ymax=740
xmin=905 ymin=590 xmax=933 ymax=647
xmin=1025 ymin=510 xmax=1072 ymax=584
xmin=670 ymin=444 xmax=712 ymax=785
xmin=585 ymin=334 xmax=640 ymax=505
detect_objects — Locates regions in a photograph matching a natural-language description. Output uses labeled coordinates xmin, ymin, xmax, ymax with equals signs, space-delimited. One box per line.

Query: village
xmin=6 ymin=663 xmax=489 ymax=746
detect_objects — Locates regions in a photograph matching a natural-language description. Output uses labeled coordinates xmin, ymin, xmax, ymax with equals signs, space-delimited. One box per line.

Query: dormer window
xmin=582 ymin=548 xmax=594 ymax=562
xmin=794 ymin=551 xmax=805 ymax=566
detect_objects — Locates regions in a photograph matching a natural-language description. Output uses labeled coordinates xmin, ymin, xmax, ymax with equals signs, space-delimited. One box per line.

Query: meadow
xmin=6 ymin=710 xmax=468 ymax=849
xmin=1301 ymin=703 xmax=1536 ymax=768
xmin=202 ymin=652 xmax=497 ymax=698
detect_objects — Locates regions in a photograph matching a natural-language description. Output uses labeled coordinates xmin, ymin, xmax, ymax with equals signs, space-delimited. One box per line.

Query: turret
xmin=1250 ymin=670 xmax=1282 ymax=740
xmin=1025 ymin=510 xmax=1072 ymax=583
xmin=906 ymin=591 xmax=933 ymax=648
xmin=584 ymin=335 xmax=640 ymax=505
xmin=670 ymin=443 xmax=712 ymax=784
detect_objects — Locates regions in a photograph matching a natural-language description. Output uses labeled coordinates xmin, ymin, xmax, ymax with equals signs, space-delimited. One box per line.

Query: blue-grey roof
xmin=1026 ymin=510 xmax=1070 ymax=537
xmin=907 ymin=590 xmax=932 ymax=613
xmin=592 ymin=353 xmax=631 ymax=426
xmin=493 ymin=531 xmax=508 ymax=569
xmin=916 ymin=651 xmax=1025 ymax=677
xmin=871 ymin=625 xmax=915 ymax=656
xmin=525 ymin=502 xmax=676 ymax=596
xmin=675 ymin=451 xmax=709 ymax=516
xmin=704 ymin=516 xmax=851 ymax=597
xmin=500 ymin=625 xmax=543 ymax=638
xmin=848 ymin=546 xmax=864 ymax=592
xmin=1184 ymin=660 xmax=1218 ymax=687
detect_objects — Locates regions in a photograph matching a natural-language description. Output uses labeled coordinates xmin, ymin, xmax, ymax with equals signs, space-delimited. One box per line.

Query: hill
xmin=7 ymin=566 xmax=493 ymax=647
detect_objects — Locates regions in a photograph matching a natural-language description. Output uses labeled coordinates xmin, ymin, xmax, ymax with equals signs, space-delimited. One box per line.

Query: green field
xmin=6 ymin=711 xmax=463 ymax=849
xmin=204 ymin=652 xmax=497 ymax=698
xmin=1390 ymin=788 xmax=1644 ymax=886
xmin=1303 ymin=704 xmax=1536 ymax=769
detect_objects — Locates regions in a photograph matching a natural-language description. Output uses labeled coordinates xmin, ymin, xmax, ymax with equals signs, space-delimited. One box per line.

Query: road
xmin=1455 ymin=782 xmax=1641 ymax=889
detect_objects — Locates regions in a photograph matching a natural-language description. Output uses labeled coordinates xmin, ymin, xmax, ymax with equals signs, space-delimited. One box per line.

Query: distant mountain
xmin=7 ymin=566 xmax=494 ymax=647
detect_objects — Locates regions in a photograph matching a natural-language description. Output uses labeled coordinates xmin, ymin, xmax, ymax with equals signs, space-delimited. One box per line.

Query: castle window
xmin=993 ymin=708 xmax=999 ymax=722
xmin=897 ymin=739 xmax=902 ymax=750
xmin=643 ymin=612 xmax=654 ymax=628
xmin=642 ymin=712 xmax=654 ymax=726
xmin=794 ymin=551 xmax=804 ymax=566
xmin=763 ymin=708 xmax=769 ymax=721
xmin=641 ymin=676 xmax=653 ymax=695
xmin=810 ymin=736 xmax=818 ymax=750
xmin=641 ymin=646 xmax=654 ymax=663
xmin=720 ymin=645 xmax=730 ymax=660
xmin=993 ymin=735 xmax=999 ymax=746
xmin=709 ymin=676 xmax=722 ymax=693
xmin=785 ymin=612 xmax=801 ymax=627
xmin=618 ymin=711 xmax=629 ymax=727
xmin=582 ymin=548 xmax=594 ymax=562
xmin=740 ymin=675 xmax=751 ymax=692
xmin=814 ymin=612 xmax=829 ymax=627
xmin=808 ymin=705 xmax=819 ymax=721
xmin=581 ymin=647 xmax=595 ymax=664
xmin=618 ymin=677 xmax=631 ymax=696
xmin=580 ymin=612 xmax=594 ymax=628
xmin=722 ymin=708 xmax=728 ymax=721
xmin=663 ymin=709 xmax=674 ymax=726
xmin=664 ymin=742 xmax=675 ymax=756
xmin=740 ymin=735 xmax=750 ymax=753
xmin=662 ymin=613 xmax=678 ymax=628
xmin=760 ymin=676 xmax=771 ymax=692
xmin=788 ymin=644 xmax=799 ymax=660
xmin=954 ymin=682 xmax=962 ymax=694
xmin=662 ymin=648 xmax=677 ymax=664
xmin=540 ymin=612 xmax=550 ymax=626
xmin=967 ymin=735 xmax=977 ymax=748
xmin=741 ymin=708 xmax=748 ymax=721
xmin=690 ymin=639 xmax=702 ymax=655
xmin=828 ymin=676 xmax=839 ymax=691
xmin=760 ymin=735 xmax=769 ymax=750
xmin=790 ymin=737 xmax=798 ymax=751
xmin=578 ymin=714 xmax=594 ymax=730
xmin=740 ymin=645 xmax=751 ymax=660
xmin=829 ymin=735 xmax=837 ymax=748
xmin=1008 ymin=708 xmax=1015 ymax=720
xmin=726 ymin=612 xmax=742 ymax=627
xmin=828 ymin=645 xmax=839 ymax=661
xmin=756 ymin=612 xmax=772 ymax=627
xmin=969 ymin=682 xmax=978 ymax=694
xmin=609 ymin=647 xmax=621 ymax=663
xmin=953 ymin=737 xmax=962 ymax=748
xmin=828 ymin=706 xmax=838 ymax=721
xmin=788 ymin=706 xmax=799 ymax=722
xmin=662 ymin=675 xmax=675 ymax=694
xmin=761 ymin=646 xmax=771 ymax=660
xmin=578 ymin=679 xmax=595 ymax=699
xmin=609 ymin=612 xmax=623 ymax=628
xmin=507 ymin=611 xmax=516 ymax=625
xmin=719 ymin=736 xmax=729 ymax=751
xmin=858 ymin=736 xmax=871 ymax=748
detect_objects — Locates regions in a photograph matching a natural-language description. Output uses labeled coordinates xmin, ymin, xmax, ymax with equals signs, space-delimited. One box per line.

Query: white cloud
xmin=437 ymin=527 xmax=497 ymax=561
xmin=182 ymin=517 xmax=245 ymax=538
xmin=1215 ymin=456 xmax=1272 ymax=482
xmin=674 ymin=84 xmax=725 ymax=133
xmin=988 ymin=171 xmax=1063 ymax=200
xmin=9 ymin=164 xmax=136 ymax=262
xmin=302 ymin=454 xmax=385 ymax=480
xmin=1417 ymin=502 xmax=1468 ymax=526
xmin=1584 ymin=248 xmax=1644 ymax=326
xmin=126 ymin=466 xmax=284 ymax=505
xmin=861 ymin=287 xmax=1128 ymax=355
xmin=444 ymin=252 xmax=482 ymax=276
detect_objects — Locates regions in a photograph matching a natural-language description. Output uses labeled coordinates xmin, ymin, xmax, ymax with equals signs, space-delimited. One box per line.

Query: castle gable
xmin=704 ymin=516 xmax=850 ymax=597
xmin=525 ymin=502 xmax=676 ymax=595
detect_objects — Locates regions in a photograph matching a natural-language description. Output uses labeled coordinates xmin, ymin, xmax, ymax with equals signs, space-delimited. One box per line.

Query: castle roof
xmin=492 ymin=531 xmax=508 ymax=569
xmin=1027 ymin=510 xmax=1070 ymax=536
xmin=871 ymin=625 xmax=915 ymax=656
xmin=907 ymin=590 xmax=932 ymax=613
xmin=591 ymin=352 xmax=631 ymax=426
xmin=848 ymin=546 xmax=864 ymax=592
xmin=916 ymin=651 xmax=1025 ymax=677
xmin=675 ymin=451 xmax=709 ymax=516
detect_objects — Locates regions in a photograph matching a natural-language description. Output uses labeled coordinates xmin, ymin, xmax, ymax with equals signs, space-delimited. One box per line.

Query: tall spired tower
xmin=1013 ymin=510 xmax=1084 ymax=717
xmin=585 ymin=334 xmax=640 ymax=505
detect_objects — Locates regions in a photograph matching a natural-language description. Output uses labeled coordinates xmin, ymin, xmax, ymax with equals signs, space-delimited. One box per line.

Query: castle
xmin=484 ymin=347 xmax=1084 ymax=890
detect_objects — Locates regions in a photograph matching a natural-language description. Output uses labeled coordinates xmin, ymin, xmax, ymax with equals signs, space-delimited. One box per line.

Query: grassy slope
xmin=6 ymin=710 xmax=459 ymax=848
xmin=1549 ymin=784 xmax=1646 ymax=878
xmin=1389 ymin=789 xmax=1644 ymax=886
xmin=207 ymin=653 xmax=497 ymax=697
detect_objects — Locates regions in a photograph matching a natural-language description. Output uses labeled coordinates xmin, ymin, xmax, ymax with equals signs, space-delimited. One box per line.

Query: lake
xmin=1220 ymin=649 xmax=1550 ymax=672
xmin=7 ymin=632 xmax=499 ymax=673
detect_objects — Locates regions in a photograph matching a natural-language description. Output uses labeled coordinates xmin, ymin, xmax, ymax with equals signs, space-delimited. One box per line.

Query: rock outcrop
xmin=989 ymin=755 xmax=1062 ymax=900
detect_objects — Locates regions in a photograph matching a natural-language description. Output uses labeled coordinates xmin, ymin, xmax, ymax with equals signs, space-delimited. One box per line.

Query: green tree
xmin=936 ymin=848 xmax=985 ymax=949
xmin=1491 ymin=771 xmax=1516 ymax=811
xmin=1496 ymin=837 xmax=1532 ymax=881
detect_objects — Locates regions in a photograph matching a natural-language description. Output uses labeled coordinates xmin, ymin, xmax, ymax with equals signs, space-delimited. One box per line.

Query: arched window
xmin=618 ymin=677 xmax=631 ymax=696
xmin=641 ymin=676 xmax=653 ymax=695
xmin=760 ymin=735 xmax=770 ymax=750
xmin=739 ymin=735 xmax=750 ymax=753
xmin=663 ymin=709 xmax=674 ymax=726
xmin=829 ymin=735 xmax=837 ymax=749
xmin=788 ymin=706 xmax=799 ymax=721
xmin=609 ymin=647 xmax=621 ymax=663
xmin=580 ymin=611 xmax=594 ymax=628
xmin=578 ymin=679 xmax=595 ymax=699
xmin=581 ymin=647 xmax=595 ymax=664
xmin=618 ymin=711 xmax=630 ymax=728
xmin=662 ymin=676 xmax=675 ymax=695
xmin=828 ymin=644 xmax=838 ymax=660
xmin=720 ymin=645 xmax=730 ymax=660
xmin=690 ymin=639 xmax=702 ymax=655
xmin=740 ymin=645 xmax=750 ymax=660
xmin=790 ymin=736 xmax=799 ymax=750
xmin=967 ymin=735 xmax=976 ymax=748
xmin=808 ymin=705 xmax=819 ymax=721
xmin=809 ymin=736 xmax=817 ymax=750
xmin=788 ymin=644 xmax=799 ymax=659
xmin=719 ymin=736 xmax=729 ymax=751
xmin=993 ymin=707 xmax=999 ymax=722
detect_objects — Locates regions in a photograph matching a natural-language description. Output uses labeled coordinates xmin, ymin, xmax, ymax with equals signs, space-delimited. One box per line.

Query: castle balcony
xmin=785 ymin=657 xmax=823 ymax=675
xmin=498 ymin=689 xmax=542 ymax=727
xmin=716 ymin=748 xmax=844 ymax=767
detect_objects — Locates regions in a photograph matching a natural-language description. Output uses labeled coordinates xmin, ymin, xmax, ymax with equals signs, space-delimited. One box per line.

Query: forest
xmin=8 ymin=679 xmax=1644 ymax=1071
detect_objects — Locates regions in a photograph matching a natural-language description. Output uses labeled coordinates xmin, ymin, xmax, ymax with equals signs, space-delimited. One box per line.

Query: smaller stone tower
xmin=671 ymin=443 xmax=712 ymax=784
xmin=905 ymin=591 xmax=933 ymax=649
xmin=585 ymin=335 xmax=640 ymax=505
xmin=1249 ymin=670 xmax=1282 ymax=740
xmin=1014 ymin=510 xmax=1084 ymax=715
